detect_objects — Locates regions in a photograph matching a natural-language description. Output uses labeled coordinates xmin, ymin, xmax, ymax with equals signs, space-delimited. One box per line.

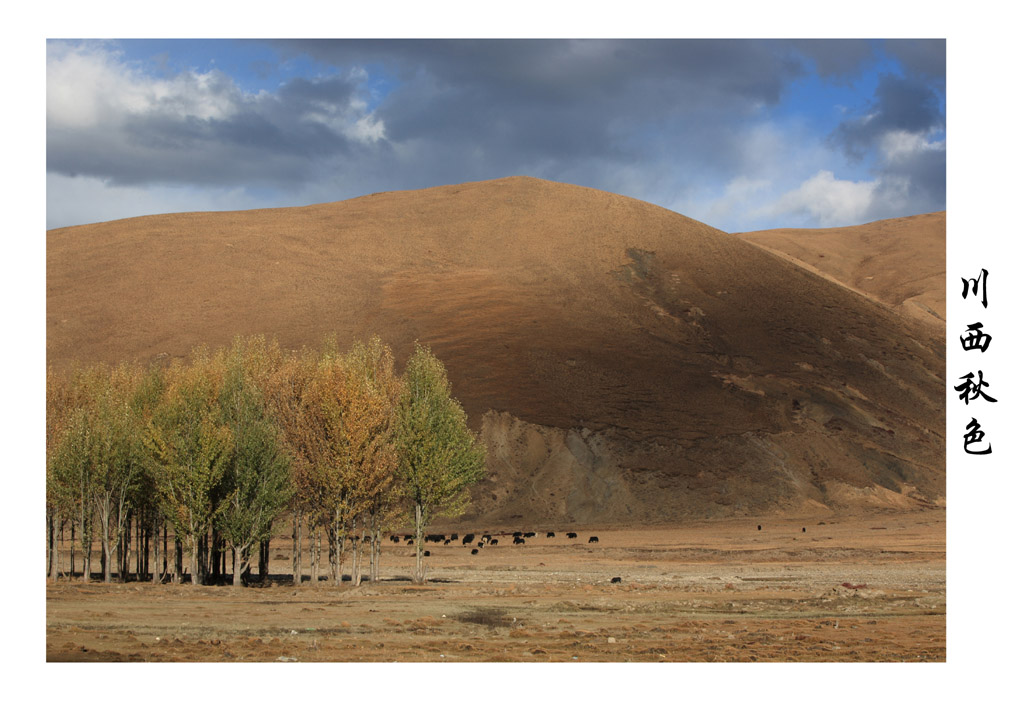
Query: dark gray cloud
xmin=283 ymin=39 xmax=806 ymax=137
xmin=48 ymin=40 xmax=813 ymax=196
xmin=792 ymin=38 xmax=944 ymax=85
xmin=46 ymin=64 xmax=372 ymax=188
xmin=871 ymin=141 xmax=946 ymax=219
xmin=882 ymin=39 xmax=946 ymax=81
xmin=828 ymin=69 xmax=945 ymax=221
xmin=276 ymin=39 xmax=802 ymax=106
xmin=832 ymin=73 xmax=944 ymax=160
xmin=789 ymin=39 xmax=877 ymax=81
xmin=289 ymin=39 xmax=817 ymax=196
xmin=46 ymin=39 xmax=946 ymax=231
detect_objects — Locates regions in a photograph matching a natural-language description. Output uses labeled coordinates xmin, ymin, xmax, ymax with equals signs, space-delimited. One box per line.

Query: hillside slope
xmin=737 ymin=212 xmax=945 ymax=329
xmin=47 ymin=177 xmax=945 ymax=525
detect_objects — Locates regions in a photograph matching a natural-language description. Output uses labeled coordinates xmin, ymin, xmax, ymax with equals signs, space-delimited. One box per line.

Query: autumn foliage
xmin=45 ymin=336 xmax=486 ymax=586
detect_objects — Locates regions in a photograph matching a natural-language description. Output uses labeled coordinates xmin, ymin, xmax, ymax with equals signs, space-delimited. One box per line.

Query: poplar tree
xmin=217 ymin=340 xmax=293 ymax=587
xmin=340 ymin=337 xmax=403 ymax=585
xmin=267 ymin=345 xmax=343 ymax=585
xmin=48 ymin=365 xmax=107 ymax=583
xmin=51 ymin=409 xmax=95 ymax=581
xmin=146 ymin=351 xmax=232 ymax=585
xmin=395 ymin=344 xmax=486 ymax=584
xmin=129 ymin=365 xmax=167 ymax=584
xmin=46 ymin=367 xmax=74 ymax=581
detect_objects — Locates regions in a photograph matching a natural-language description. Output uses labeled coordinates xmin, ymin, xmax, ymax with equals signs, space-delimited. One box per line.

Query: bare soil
xmin=46 ymin=510 xmax=944 ymax=662
xmin=737 ymin=211 xmax=946 ymax=328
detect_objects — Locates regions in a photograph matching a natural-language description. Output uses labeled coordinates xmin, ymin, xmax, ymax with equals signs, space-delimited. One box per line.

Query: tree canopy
xmin=46 ymin=336 xmax=487 ymax=586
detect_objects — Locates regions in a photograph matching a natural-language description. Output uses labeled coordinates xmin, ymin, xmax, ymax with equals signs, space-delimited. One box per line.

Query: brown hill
xmin=736 ymin=212 xmax=945 ymax=329
xmin=47 ymin=177 xmax=944 ymax=525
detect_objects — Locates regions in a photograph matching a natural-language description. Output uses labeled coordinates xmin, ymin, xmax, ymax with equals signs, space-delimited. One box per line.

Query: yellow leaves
xmin=264 ymin=335 xmax=404 ymax=525
xmin=48 ymin=334 xmax=485 ymax=549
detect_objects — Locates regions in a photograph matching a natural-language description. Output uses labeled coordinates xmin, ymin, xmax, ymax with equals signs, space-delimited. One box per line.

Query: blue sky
xmin=45 ymin=39 xmax=945 ymax=231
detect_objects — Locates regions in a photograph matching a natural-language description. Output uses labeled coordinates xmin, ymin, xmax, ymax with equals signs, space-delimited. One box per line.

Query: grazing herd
xmin=380 ymin=529 xmax=622 ymax=584
xmin=386 ymin=529 xmax=605 ymax=554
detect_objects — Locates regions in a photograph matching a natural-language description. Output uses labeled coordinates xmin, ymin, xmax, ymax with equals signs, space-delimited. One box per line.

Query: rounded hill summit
xmin=48 ymin=176 xmax=944 ymax=524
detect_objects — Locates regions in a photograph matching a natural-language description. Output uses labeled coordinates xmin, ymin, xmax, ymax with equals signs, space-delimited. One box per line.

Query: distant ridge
xmin=48 ymin=177 xmax=945 ymax=525
xmin=737 ymin=212 xmax=945 ymax=329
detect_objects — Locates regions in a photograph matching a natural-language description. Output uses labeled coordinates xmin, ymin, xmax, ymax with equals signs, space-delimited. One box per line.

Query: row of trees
xmin=46 ymin=336 xmax=486 ymax=586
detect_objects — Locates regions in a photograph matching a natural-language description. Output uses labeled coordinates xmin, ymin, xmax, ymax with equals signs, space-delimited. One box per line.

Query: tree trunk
xmin=189 ymin=535 xmax=201 ymax=586
xmin=198 ymin=531 xmax=207 ymax=584
xmin=99 ymin=495 xmax=113 ymax=583
xmin=259 ymin=538 xmax=269 ymax=581
xmin=309 ymin=525 xmax=319 ymax=586
xmin=368 ymin=510 xmax=383 ymax=584
xmin=292 ymin=510 xmax=302 ymax=586
xmin=79 ymin=499 xmax=92 ymax=581
xmin=142 ymin=516 xmax=147 ymax=579
xmin=116 ymin=514 xmax=126 ymax=582
xmin=122 ymin=509 xmax=131 ymax=581
xmin=222 ymin=534 xmax=230 ymax=581
xmin=233 ymin=545 xmax=245 ymax=587
xmin=173 ymin=537 xmax=182 ymax=584
xmin=70 ymin=521 xmax=76 ymax=581
xmin=83 ymin=534 xmax=92 ymax=584
xmin=366 ymin=511 xmax=375 ymax=583
xmin=414 ymin=502 xmax=425 ymax=584
xmin=331 ymin=510 xmax=342 ymax=585
xmin=84 ymin=518 xmax=93 ymax=585
xmin=97 ymin=499 xmax=112 ymax=581
xmin=59 ymin=513 xmax=67 ymax=581
xmin=151 ymin=517 xmax=161 ymax=584
xmin=138 ymin=513 xmax=145 ymax=579
xmin=46 ymin=509 xmax=52 ymax=578
xmin=48 ymin=509 xmax=60 ymax=581
xmin=210 ymin=531 xmax=221 ymax=581
xmin=373 ymin=524 xmax=383 ymax=583
xmin=316 ymin=527 xmax=322 ymax=585
xmin=351 ymin=518 xmax=360 ymax=587
xmin=79 ymin=483 xmax=88 ymax=583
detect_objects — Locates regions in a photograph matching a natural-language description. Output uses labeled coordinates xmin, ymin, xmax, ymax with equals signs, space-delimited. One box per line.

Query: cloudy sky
xmin=46 ymin=38 xmax=945 ymax=232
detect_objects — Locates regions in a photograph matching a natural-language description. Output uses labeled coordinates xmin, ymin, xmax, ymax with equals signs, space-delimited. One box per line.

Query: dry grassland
xmin=46 ymin=510 xmax=944 ymax=662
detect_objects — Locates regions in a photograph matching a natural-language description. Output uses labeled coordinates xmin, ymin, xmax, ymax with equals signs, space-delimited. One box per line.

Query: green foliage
xmin=341 ymin=337 xmax=402 ymax=523
xmin=395 ymin=344 xmax=486 ymax=524
xmin=47 ymin=365 xmax=104 ymax=517
xmin=48 ymin=405 xmax=94 ymax=520
xmin=46 ymin=335 xmax=487 ymax=586
xmin=46 ymin=363 xmax=152 ymax=580
xmin=90 ymin=364 xmax=146 ymax=508
xmin=216 ymin=339 xmax=293 ymax=567
xmin=145 ymin=352 xmax=233 ymax=551
xmin=128 ymin=364 xmax=167 ymax=517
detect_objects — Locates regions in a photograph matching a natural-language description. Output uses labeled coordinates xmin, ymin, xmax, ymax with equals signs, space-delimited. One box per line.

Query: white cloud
xmin=47 ymin=41 xmax=240 ymax=130
xmin=753 ymin=170 xmax=877 ymax=227
xmin=302 ymin=96 xmax=387 ymax=144
xmin=347 ymin=113 xmax=387 ymax=143
xmin=663 ymin=121 xmax=861 ymax=231
xmin=47 ymin=40 xmax=392 ymax=215
xmin=879 ymin=129 xmax=945 ymax=163
xmin=680 ymin=176 xmax=771 ymax=230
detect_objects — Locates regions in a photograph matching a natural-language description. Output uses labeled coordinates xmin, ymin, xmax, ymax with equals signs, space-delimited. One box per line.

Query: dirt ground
xmin=46 ymin=510 xmax=944 ymax=662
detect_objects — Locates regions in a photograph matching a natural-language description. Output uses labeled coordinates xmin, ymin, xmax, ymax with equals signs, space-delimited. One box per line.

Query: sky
xmin=45 ymin=38 xmax=945 ymax=232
